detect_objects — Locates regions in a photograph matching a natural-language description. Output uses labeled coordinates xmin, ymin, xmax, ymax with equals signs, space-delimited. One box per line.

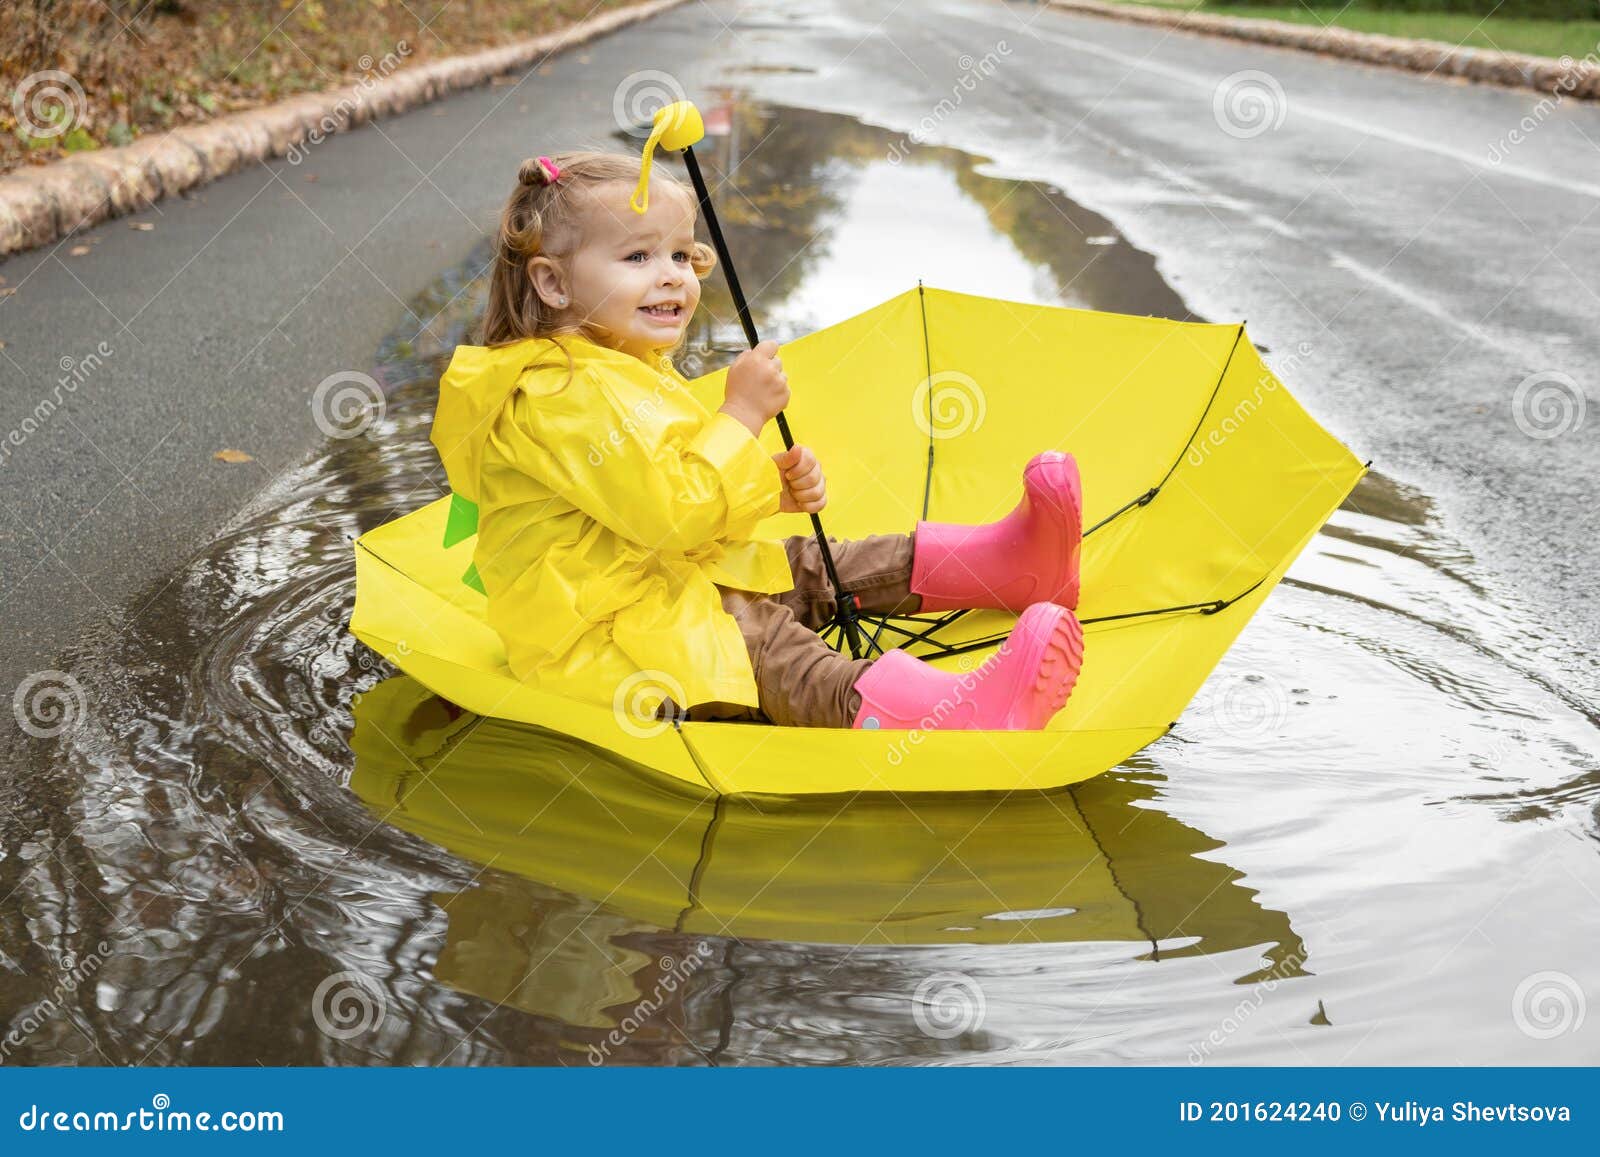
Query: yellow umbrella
xmin=350 ymin=284 xmax=1363 ymax=794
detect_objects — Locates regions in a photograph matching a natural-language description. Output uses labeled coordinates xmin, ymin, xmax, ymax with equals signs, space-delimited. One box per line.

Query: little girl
xmin=430 ymin=151 xmax=1086 ymax=731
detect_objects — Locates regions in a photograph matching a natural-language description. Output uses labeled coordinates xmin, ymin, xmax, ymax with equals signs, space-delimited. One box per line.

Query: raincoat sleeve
xmin=494 ymin=375 xmax=782 ymax=552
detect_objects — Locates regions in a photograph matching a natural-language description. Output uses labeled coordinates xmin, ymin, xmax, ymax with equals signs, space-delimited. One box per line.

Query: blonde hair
xmin=480 ymin=150 xmax=718 ymax=351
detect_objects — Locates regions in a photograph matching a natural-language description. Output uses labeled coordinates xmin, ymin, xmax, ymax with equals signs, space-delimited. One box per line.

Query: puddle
xmin=2 ymin=100 xmax=1597 ymax=1066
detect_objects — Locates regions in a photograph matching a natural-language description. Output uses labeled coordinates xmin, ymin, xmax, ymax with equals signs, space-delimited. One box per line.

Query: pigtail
xmin=480 ymin=154 xmax=568 ymax=347
xmin=517 ymin=156 xmax=561 ymax=189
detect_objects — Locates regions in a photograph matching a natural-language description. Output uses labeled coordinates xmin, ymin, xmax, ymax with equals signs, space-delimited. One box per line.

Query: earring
xmin=556 ymin=296 xmax=567 ymax=306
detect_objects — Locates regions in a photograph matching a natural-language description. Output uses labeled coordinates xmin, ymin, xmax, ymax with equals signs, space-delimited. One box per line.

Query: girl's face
xmin=556 ymin=181 xmax=702 ymax=363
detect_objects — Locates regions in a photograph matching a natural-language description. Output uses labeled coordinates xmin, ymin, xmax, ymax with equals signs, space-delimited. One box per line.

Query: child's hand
xmin=774 ymin=444 xmax=827 ymax=514
xmin=720 ymin=340 xmax=789 ymax=436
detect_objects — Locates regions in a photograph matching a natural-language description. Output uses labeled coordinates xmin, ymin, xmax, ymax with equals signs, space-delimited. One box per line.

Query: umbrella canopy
xmin=350 ymin=286 xmax=1364 ymax=795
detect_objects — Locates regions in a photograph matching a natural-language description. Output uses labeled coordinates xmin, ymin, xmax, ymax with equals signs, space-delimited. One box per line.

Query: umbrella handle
xmin=679 ymin=144 xmax=866 ymax=660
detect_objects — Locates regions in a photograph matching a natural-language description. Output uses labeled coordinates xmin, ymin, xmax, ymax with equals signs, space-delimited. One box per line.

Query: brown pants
xmin=686 ymin=533 xmax=919 ymax=727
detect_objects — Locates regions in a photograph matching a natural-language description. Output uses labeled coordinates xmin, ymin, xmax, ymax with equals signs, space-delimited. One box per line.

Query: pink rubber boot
xmin=910 ymin=451 xmax=1082 ymax=612
xmin=851 ymin=603 xmax=1084 ymax=731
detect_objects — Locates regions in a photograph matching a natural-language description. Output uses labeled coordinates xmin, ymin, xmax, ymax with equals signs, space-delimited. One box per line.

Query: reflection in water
xmin=2 ymin=99 xmax=1598 ymax=1066
xmin=641 ymin=99 xmax=1191 ymax=359
xmin=348 ymin=676 xmax=1305 ymax=1037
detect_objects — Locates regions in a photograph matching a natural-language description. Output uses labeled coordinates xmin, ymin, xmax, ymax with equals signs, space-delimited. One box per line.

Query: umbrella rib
xmin=866 ymin=615 xmax=891 ymax=656
xmin=917 ymin=280 xmax=936 ymax=521
xmin=1083 ymin=599 xmax=1227 ymax=625
xmin=1084 ymin=486 xmax=1159 ymax=537
xmin=855 ymin=609 xmax=968 ymax=650
xmin=671 ymin=718 xmax=731 ymax=796
xmin=841 ymin=572 xmax=1273 ymax=660
xmin=1075 ymin=572 xmax=1269 ymax=627
xmin=1154 ymin=323 xmax=1247 ymax=495
xmin=1084 ymin=323 xmax=1247 ymax=539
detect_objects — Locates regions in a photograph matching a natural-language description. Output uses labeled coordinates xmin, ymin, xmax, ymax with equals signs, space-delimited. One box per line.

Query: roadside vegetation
xmin=1102 ymin=0 xmax=1600 ymax=61
xmin=2 ymin=0 xmax=638 ymax=175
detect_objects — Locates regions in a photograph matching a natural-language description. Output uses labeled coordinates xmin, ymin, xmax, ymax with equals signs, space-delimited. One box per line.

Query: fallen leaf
xmin=69 ymin=245 xmax=90 ymax=256
xmin=303 ymin=173 xmax=318 ymax=182
xmin=130 ymin=221 xmax=155 ymax=231
xmin=0 ymin=288 xmax=16 ymax=298
xmin=0 ymin=340 xmax=7 ymax=350
xmin=213 ymin=448 xmax=254 ymax=463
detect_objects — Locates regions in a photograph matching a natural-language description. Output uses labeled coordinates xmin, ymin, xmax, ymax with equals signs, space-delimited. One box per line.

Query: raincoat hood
xmin=431 ymin=341 xmax=537 ymax=509
xmin=430 ymin=335 xmax=700 ymax=555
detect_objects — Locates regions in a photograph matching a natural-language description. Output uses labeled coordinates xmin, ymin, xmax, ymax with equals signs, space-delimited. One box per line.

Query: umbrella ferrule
xmin=631 ymin=101 xmax=706 ymax=214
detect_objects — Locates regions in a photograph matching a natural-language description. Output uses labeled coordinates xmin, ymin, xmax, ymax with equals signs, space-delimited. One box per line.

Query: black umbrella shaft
xmin=681 ymin=145 xmax=863 ymax=658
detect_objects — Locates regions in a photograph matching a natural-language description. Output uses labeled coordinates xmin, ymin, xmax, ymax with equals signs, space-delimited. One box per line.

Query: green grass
xmin=1099 ymin=1 xmax=1600 ymax=60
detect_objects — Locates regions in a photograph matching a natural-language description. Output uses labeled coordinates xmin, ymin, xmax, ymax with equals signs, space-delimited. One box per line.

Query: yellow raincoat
xmin=430 ymin=334 xmax=794 ymax=710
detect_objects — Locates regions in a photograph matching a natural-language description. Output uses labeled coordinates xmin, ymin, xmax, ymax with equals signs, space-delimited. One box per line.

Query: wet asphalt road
xmin=1 ymin=0 xmax=1596 ymax=699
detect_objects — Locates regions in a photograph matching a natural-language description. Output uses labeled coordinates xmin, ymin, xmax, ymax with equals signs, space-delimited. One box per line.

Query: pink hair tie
xmin=536 ymin=155 xmax=561 ymax=184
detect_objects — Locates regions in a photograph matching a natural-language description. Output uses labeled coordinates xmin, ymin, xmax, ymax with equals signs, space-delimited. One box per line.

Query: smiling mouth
xmin=639 ymin=304 xmax=683 ymax=321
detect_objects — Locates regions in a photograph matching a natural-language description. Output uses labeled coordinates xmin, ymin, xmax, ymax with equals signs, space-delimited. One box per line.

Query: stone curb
xmin=1045 ymin=0 xmax=1599 ymax=102
xmin=0 ymin=0 xmax=689 ymax=259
